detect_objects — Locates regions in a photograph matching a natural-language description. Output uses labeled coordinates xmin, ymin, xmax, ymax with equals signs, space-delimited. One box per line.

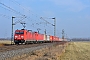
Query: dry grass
xmin=0 ymin=40 xmax=11 ymax=46
xmin=60 ymin=42 xmax=90 ymax=60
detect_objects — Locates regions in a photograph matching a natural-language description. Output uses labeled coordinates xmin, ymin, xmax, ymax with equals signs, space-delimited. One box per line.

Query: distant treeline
xmin=0 ymin=38 xmax=90 ymax=41
xmin=0 ymin=38 xmax=11 ymax=40
xmin=70 ymin=38 xmax=90 ymax=41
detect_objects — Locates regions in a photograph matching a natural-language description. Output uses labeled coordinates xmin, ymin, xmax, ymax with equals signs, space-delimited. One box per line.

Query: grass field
xmin=0 ymin=40 xmax=11 ymax=45
xmin=60 ymin=42 xmax=90 ymax=60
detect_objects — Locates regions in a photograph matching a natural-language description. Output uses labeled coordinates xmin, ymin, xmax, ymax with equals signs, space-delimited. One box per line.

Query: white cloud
xmin=50 ymin=0 xmax=88 ymax=12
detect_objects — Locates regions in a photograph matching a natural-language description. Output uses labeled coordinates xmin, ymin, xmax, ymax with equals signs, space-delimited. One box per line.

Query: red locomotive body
xmin=14 ymin=29 xmax=61 ymax=44
xmin=14 ymin=29 xmax=27 ymax=44
xmin=14 ymin=29 xmax=45 ymax=44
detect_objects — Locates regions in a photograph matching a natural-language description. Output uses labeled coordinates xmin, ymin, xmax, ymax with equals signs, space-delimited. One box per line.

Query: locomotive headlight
xmin=15 ymin=36 xmax=18 ymax=38
xmin=21 ymin=36 xmax=24 ymax=38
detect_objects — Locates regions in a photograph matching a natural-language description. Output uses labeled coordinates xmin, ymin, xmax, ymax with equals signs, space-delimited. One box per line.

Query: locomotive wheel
xmin=15 ymin=42 xmax=19 ymax=45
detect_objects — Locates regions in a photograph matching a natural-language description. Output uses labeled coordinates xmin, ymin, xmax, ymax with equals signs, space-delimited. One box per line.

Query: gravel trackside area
xmin=15 ymin=42 xmax=68 ymax=60
xmin=0 ymin=42 xmax=68 ymax=60
xmin=0 ymin=43 xmax=53 ymax=60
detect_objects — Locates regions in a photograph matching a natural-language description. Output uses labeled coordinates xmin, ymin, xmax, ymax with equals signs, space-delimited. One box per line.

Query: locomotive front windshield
xmin=15 ymin=31 xmax=24 ymax=34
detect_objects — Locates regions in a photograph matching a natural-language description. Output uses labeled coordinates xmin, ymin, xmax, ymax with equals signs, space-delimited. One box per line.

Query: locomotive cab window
xmin=15 ymin=31 xmax=24 ymax=34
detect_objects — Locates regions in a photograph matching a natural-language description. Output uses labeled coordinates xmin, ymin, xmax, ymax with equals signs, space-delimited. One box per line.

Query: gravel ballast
xmin=0 ymin=43 xmax=54 ymax=60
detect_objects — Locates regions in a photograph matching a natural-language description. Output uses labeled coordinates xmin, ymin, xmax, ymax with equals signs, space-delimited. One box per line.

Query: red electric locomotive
xmin=14 ymin=29 xmax=45 ymax=44
xmin=14 ymin=29 xmax=26 ymax=44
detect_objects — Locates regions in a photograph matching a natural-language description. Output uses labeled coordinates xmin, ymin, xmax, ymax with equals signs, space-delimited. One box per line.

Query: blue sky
xmin=0 ymin=0 xmax=90 ymax=38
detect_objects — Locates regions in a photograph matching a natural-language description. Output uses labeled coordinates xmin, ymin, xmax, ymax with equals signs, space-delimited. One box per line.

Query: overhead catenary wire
xmin=0 ymin=14 xmax=10 ymax=19
xmin=0 ymin=0 xmax=57 ymax=36
xmin=0 ymin=0 xmax=53 ymax=28
xmin=9 ymin=0 xmax=31 ymax=13
xmin=0 ymin=2 xmax=25 ymax=17
xmin=9 ymin=0 xmax=39 ymax=19
xmin=0 ymin=1 xmax=28 ymax=29
xmin=9 ymin=0 xmax=52 ymax=25
xmin=0 ymin=5 xmax=11 ymax=12
xmin=8 ymin=0 xmax=40 ymax=27
xmin=9 ymin=0 xmax=53 ymax=27
xmin=14 ymin=17 xmax=26 ymax=25
xmin=40 ymin=17 xmax=54 ymax=26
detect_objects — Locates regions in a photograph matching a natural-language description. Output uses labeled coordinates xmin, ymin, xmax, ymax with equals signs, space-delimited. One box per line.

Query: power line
xmin=9 ymin=0 xmax=40 ymax=19
xmin=9 ymin=0 xmax=31 ymax=13
xmin=0 ymin=2 xmax=25 ymax=17
xmin=9 ymin=0 xmax=53 ymax=30
xmin=0 ymin=14 xmax=10 ymax=19
xmin=40 ymin=17 xmax=54 ymax=26
xmin=0 ymin=5 xmax=11 ymax=12
xmin=9 ymin=0 xmax=50 ymax=25
xmin=0 ymin=0 xmax=56 ymax=36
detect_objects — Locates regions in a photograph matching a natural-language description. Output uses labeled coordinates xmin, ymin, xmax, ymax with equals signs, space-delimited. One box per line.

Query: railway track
xmin=0 ymin=43 xmax=46 ymax=53
xmin=0 ymin=41 xmax=67 ymax=60
xmin=0 ymin=41 xmax=67 ymax=53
